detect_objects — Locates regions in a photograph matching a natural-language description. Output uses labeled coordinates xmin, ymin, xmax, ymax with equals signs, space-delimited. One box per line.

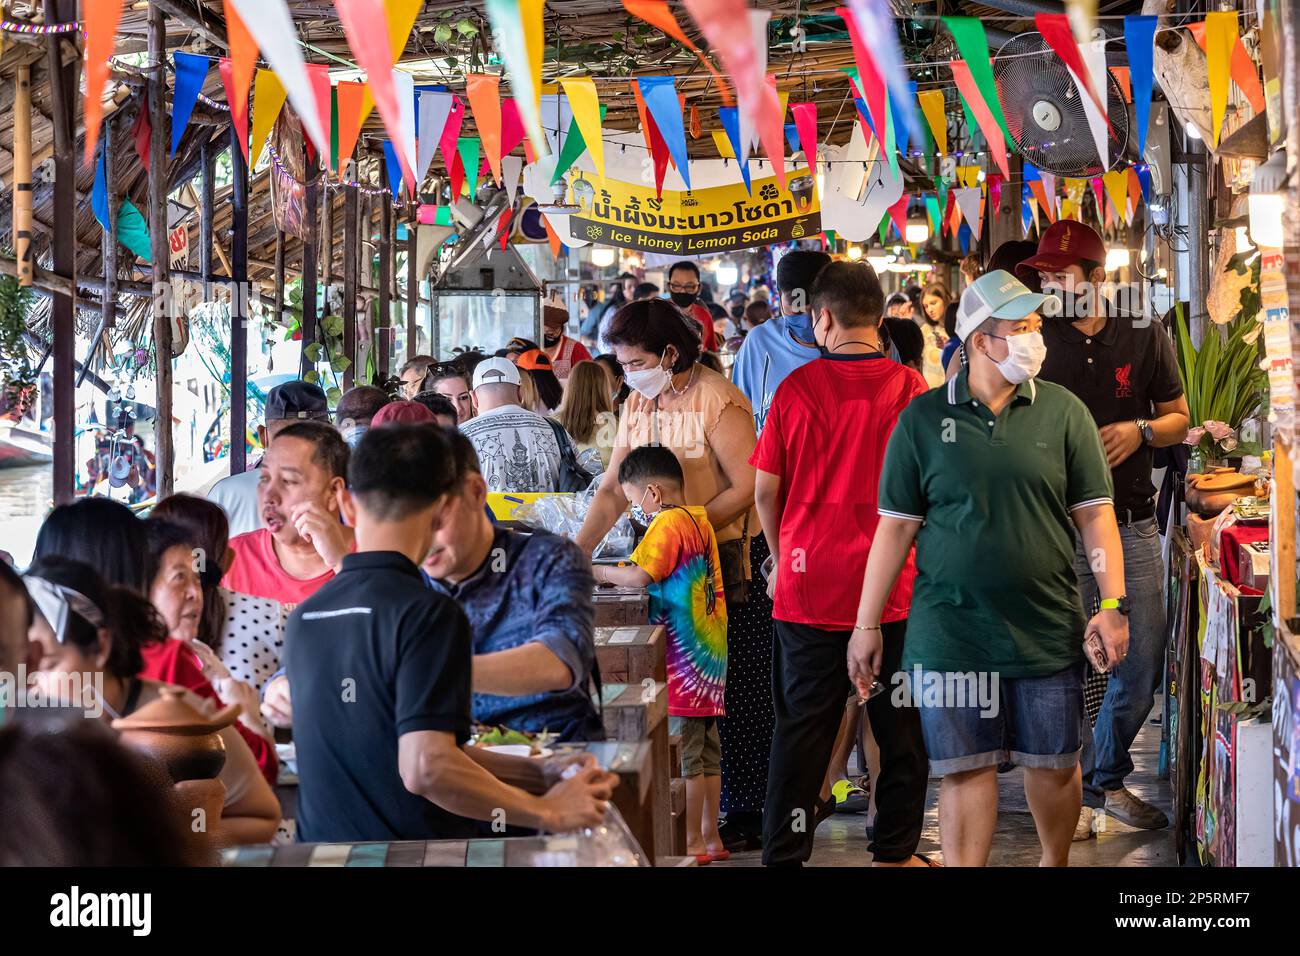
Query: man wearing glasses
xmin=667 ymin=261 xmax=719 ymax=353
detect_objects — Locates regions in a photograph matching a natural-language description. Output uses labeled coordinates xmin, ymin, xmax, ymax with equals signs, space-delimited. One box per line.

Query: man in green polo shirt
xmin=850 ymin=270 xmax=1130 ymax=867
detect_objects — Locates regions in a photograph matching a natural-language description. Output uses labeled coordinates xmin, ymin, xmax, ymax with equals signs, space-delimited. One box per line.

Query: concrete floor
xmin=717 ymin=707 xmax=1176 ymax=867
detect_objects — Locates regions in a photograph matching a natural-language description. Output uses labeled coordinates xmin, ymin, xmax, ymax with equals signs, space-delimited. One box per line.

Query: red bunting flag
xmin=336 ymin=0 xmax=406 ymax=174
xmin=500 ymin=99 xmax=526 ymax=157
xmin=439 ymin=96 xmax=466 ymax=193
xmin=621 ymin=0 xmax=733 ymax=106
xmin=1035 ymin=13 xmax=1113 ymax=137
xmin=790 ymin=102 xmax=818 ymax=170
xmin=950 ymin=60 xmax=1010 ymax=179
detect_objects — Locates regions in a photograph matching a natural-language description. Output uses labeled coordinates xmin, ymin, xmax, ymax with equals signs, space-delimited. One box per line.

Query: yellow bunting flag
xmin=1102 ymin=170 xmax=1128 ymax=224
xmin=917 ymin=90 xmax=947 ymax=155
xmin=956 ymin=165 xmax=980 ymax=188
xmin=1204 ymin=11 xmax=1238 ymax=147
xmin=559 ymin=77 xmax=605 ymax=181
xmin=357 ymin=0 xmax=423 ymax=129
xmin=712 ymin=129 xmax=735 ymax=159
xmin=524 ymin=0 xmax=546 ymax=110
xmin=250 ymin=69 xmax=288 ymax=167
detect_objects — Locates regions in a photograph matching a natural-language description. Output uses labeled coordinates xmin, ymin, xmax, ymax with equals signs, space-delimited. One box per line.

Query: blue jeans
xmin=1072 ymin=516 xmax=1166 ymax=807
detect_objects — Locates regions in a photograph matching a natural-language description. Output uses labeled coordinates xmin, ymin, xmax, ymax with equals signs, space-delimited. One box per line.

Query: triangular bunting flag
xmin=621 ymin=0 xmax=733 ymax=105
xmin=500 ymin=99 xmax=526 ymax=157
xmin=560 ymin=77 xmax=605 ymax=181
xmin=466 ymin=74 xmax=504 ymax=185
xmin=391 ymin=69 xmax=418 ymax=194
xmin=250 ymin=69 xmax=288 ymax=168
xmin=949 ymin=60 xmax=1010 ymax=179
xmin=953 ymin=186 xmax=983 ymax=238
xmin=501 ymin=154 xmax=525 ymax=201
xmin=417 ymin=92 xmax=453 ymax=185
xmin=382 ymin=140 xmax=403 ymax=202
xmin=917 ymin=90 xmax=947 ymax=155
xmin=487 ymin=0 xmax=549 ymax=157
xmin=439 ymin=96 xmax=466 ymax=180
xmin=171 ymin=52 xmax=210 ymax=157
xmin=458 ymin=137 xmax=482 ymax=198
xmin=83 ymin=0 xmax=125 ymax=166
xmin=719 ymin=106 xmax=750 ymax=195
xmin=219 ymin=58 xmax=251 ymax=164
xmin=228 ymin=0 xmax=329 ymax=155
xmin=337 ymin=81 xmax=368 ymax=177
xmin=791 ymin=102 xmax=818 ymax=170
xmin=1124 ymin=16 xmax=1158 ymax=157
xmin=1204 ymin=11 xmax=1238 ymax=147
xmin=639 ymin=76 xmax=690 ymax=189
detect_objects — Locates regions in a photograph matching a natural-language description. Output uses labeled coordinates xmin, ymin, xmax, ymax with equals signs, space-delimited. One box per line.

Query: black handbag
xmin=544 ymin=417 xmax=594 ymax=493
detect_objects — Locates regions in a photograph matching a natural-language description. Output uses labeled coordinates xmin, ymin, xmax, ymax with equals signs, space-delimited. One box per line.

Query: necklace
xmin=667 ymin=364 xmax=697 ymax=397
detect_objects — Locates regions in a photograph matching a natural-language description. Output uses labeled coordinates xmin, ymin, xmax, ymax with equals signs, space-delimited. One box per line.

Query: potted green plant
xmin=1172 ymin=298 xmax=1267 ymax=469
xmin=0 ymin=273 xmax=36 ymax=421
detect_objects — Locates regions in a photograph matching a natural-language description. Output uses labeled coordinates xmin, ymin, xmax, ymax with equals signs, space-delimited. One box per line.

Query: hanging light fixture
xmin=1248 ymin=150 xmax=1287 ymax=249
xmin=904 ymin=215 xmax=930 ymax=245
xmin=846 ymin=244 xmax=863 ymax=261
xmin=590 ymin=246 xmax=617 ymax=268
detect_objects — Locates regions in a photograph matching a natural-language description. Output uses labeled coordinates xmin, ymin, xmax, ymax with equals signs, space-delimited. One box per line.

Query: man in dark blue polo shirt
xmin=424 ymin=432 xmax=602 ymax=741
xmin=1018 ymin=221 xmax=1189 ymax=838
xmin=286 ymin=424 xmax=615 ymax=843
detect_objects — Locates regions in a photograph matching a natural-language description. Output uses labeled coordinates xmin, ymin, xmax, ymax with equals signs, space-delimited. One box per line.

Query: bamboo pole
xmin=230 ymin=123 xmax=250 ymax=476
xmin=343 ymin=180 xmax=358 ymax=389
xmin=13 ymin=65 xmax=32 ymax=287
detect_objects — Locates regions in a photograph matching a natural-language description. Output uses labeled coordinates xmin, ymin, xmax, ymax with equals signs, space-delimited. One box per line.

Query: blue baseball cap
xmin=955 ymin=270 xmax=1046 ymax=341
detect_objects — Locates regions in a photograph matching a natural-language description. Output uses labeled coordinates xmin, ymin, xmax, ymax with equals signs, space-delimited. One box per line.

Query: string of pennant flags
xmin=68 ymin=0 xmax=1268 ymax=246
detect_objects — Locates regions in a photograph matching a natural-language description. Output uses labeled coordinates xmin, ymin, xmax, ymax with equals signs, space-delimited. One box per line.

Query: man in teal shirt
xmin=852 ymin=271 xmax=1130 ymax=867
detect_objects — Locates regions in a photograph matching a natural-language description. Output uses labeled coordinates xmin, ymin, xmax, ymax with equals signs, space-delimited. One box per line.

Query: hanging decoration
xmin=391 ymin=69 xmax=419 ymax=194
xmin=949 ymin=60 xmax=1010 ymax=179
xmin=839 ymin=12 xmax=896 ymax=180
xmin=487 ymin=0 xmax=549 ymax=157
xmin=227 ymin=0 xmax=330 ymax=156
xmin=353 ymin=0 xmax=422 ymax=133
xmin=250 ymin=69 xmax=288 ymax=168
xmin=737 ymin=8 xmax=770 ymax=157
xmin=219 ymin=59 xmax=250 ymax=163
xmin=466 ymin=74 xmax=504 ymax=186
xmin=1125 ymin=15 xmax=1158 ymax=158
xmin=844 ymin=0 xmax=920 ymax=145
xmin=942 ymin=18 xmax=1013 ymax=147
xmin=791 ymin=102 xmax=818 ymax=171
xmin=682 ymin=0 xmax=787 ymax=188
xmin=458 ymin=137 xmax=483 ymax=198
xmin=501 ymin=99 xmax=527 ymax=157
xmin=1204 ymin=11 xmax=1239 ymax=147
xmin=336 ymin=0 xmax=411 ymax=177
xmin=170 ymin=52 xmax=209 ymax=157
xmin=1036 ymin=11 xmax=1113 ymax=165
xmin=953 ymin=186 xmax=984 ymax=239
xmin=639 ymin=77 xmax=691 ymax=189
xmin=382 ymin=140 xmax=404 ymax=202
xmin=560 ymin=77 xmax=605 ymax=182
xmin=439 ymin=96 xmax=467 ymax=195
xmin=719 ymin=106 xmax=751 ymax=195
xmin=82 ymin=0 xmax=124 ymax=166
xmin=620 ymin=0 xmax=733 ymax=106
xmin=917 ymin=90 xmax=947 ymax=155
xmin=1102 ymin=169 xmax=1128 ymax=223
xmin=417 ymin=91 xmax=454 ymax=185
xmin=501 ymin=154 xmax=525 ymax=201
xmin=304 ymin=64 xmax=334 ymax=167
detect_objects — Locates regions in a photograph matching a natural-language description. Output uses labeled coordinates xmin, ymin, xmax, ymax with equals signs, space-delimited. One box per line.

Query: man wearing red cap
xmin=1017 ymin=220 xmax=1189 ymax=840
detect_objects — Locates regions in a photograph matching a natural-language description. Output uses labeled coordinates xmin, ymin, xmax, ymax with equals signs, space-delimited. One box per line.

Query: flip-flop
xmin=706 ymin=849 xmax=730 ymax=862
xmin=693 ymin=853 xmax=713 ymax=865
xmin=830 ymin=778 xmax=870 ymax=813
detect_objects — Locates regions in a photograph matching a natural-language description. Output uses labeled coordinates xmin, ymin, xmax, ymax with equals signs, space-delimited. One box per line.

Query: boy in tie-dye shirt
xmin=594 ymin=445 xmax=728 ymax=862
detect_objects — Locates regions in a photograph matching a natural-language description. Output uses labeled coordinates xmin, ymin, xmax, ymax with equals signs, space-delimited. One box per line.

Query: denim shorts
xmin=669 ymin=716 xmax=721 ymax=776
xmin=911 ymin=663 xmax=1084 ymax=775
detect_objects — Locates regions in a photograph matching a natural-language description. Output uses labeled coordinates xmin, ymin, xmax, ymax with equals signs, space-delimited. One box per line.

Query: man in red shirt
xmin=222 ymin=421 xmax=353 ymax=610
xmin=751 ymin=261 xmax=930 ymax=867
xmin=666 ymin=260 xmax=719 ymax=353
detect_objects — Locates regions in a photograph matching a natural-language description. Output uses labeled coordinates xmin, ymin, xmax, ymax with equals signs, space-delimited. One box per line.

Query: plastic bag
xmin=512 ymin=490 xmax=635 ymax=560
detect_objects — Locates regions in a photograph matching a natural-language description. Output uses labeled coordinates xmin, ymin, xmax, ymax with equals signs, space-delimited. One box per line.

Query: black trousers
xmin=762 ymin=618 xmax=928 ymax=865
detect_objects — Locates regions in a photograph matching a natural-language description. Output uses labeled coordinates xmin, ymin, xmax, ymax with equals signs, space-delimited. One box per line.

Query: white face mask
xmin=624 ymin=353 xmax=673 ymax=400
xmin=985 ymin=330 xmax=1046 ymax=385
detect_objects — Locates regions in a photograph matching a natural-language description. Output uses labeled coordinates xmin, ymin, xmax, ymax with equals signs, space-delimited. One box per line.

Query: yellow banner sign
xmin=570 ymin=167 xmax=820 ymax=255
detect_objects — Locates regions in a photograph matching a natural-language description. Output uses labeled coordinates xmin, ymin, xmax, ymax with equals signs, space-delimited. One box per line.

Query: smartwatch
xmin=1134 ymin=419 xmax=1154 ymax=445
xmin=1099 ymin=595 xmax=1131 ymax=616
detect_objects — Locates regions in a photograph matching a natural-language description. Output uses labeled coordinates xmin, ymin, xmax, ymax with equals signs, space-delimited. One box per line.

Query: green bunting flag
xmin=942 ymin=17 xmax=1013 ymax=146
xmin=551 ymin=104 xmax=609 ymax=186
xmin=458 ymin=136 xmax=482 ymax=198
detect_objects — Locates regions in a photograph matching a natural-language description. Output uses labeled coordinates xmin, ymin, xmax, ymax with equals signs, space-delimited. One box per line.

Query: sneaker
xmin=1073 ymin=806 xmax=1095 ymax=842
xmin=1103 ymin=787 xmax=1169 ymax=830
xmin=830 ymin=778 xmax=870 ymax=813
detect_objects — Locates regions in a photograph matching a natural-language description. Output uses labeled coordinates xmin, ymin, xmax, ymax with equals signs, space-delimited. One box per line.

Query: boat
xmin=0 ymin=419 xmax=52 ymax=467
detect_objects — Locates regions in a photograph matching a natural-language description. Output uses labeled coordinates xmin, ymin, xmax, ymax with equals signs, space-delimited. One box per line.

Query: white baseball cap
xmin=471 ymin=356 xmax=521 ymax=390
xmin=955 ymin=269 xmax=1046 ymax=341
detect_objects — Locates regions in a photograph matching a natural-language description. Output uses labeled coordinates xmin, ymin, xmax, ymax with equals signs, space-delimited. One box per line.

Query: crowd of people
xmin=0 ymin=232 xmax=1190 ymax=866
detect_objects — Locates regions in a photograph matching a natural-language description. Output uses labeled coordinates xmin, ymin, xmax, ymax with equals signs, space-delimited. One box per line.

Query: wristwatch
xmin=1099 ymin=595 xmax=1131 ymax=616
xmin=1134 ymin=419 xmax=1154 ymax=445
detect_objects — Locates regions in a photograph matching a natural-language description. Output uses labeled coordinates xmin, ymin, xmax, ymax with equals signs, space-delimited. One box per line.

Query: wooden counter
xmin=594 ymin=624 xmax=667 ymax=685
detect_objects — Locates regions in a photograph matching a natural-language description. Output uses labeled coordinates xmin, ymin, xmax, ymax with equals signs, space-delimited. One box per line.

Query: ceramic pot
xmin=111 ymin=686 xmax=240 ymax=783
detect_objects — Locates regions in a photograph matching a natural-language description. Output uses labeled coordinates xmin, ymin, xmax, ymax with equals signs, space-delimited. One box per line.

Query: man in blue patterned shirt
xmin=424 ymin=432 xmax=603 ymax=742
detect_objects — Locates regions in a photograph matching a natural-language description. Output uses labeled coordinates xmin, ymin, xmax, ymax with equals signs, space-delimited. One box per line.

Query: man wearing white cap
xmin=460 ymin=357 xmax=566 ymax=494
xmin=851 ymin=270 xmax=1129 ymax=867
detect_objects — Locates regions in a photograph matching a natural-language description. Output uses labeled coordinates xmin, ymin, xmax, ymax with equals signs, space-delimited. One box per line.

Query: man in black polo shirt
xmin=1018 ymin=221 xmax=1189 ymax=838
xmin=286 ymin=424 xmax=616 ymax=843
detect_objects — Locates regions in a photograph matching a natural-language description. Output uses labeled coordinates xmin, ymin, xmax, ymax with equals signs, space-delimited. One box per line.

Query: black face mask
xmin=670 ymin=291 xmax=696 ymax=309
xmin=730 ymin=305 xmax=744 ymax=319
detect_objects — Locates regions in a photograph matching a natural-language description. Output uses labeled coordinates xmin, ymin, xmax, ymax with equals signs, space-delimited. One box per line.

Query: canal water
xmin=0 ymin=464 xmax=52 ymax=567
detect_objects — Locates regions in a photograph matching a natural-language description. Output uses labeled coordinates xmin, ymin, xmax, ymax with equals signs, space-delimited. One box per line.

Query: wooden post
xmin=342 ymin=182 xmax=358 ymax=389
xmin=200 ymin=135 xmax=215 ymax=301
xmin=46 ymin=1 xmax=78 ymax=504
xmin=322 ymin=180 xmax=334 ymax=294
xmin=274 ymin=231 xmax=285 ymax=328
xmin=147 ymin=3 xmax=174 ymax=497
xmin=406 ymin=231 xmax=418 ymax=360
xmin=378 ymin=185 xmax=392 ymax=382
xmin=301 ymin=168 xmax=320 ymax=380
xmin=230 ymin=124 xmax=250 ymax=476
xmin=13 ymin=65 xmax=32 ymax=287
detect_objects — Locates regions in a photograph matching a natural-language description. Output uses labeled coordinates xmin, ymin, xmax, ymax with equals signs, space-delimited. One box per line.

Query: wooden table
xmin=594 ymin=625 xmax=667 ymax=685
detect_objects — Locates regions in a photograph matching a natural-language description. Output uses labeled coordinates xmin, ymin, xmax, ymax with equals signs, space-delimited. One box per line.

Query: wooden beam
xmin=301 ymin=167 xmax=320 ymax=379
xmin=343 ymin=182 xmax=358 ymax=389
xmin=406 ymin=232 xmax=417 ymax=361
xmin=148 ymin=0 xmax=228 ymax=51
xmin=46 ymin=0 xmax=77 ymax=504
xmin=148 ymin=4 xmax=174 ymax=497
xmin=378 ymin=186 xmax=392 ymax=383
xmin=199 ymin=135 xmax=214 ymax=299
xmin=230 ymin=123 xmax=250 ymax=476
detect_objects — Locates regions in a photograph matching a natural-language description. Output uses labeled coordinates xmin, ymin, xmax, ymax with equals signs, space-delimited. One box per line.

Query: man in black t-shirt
xmin=286 ymin=424 xmax=616 ymax=843
xmin=1018 ymin=222 xmax=1189 ymax=840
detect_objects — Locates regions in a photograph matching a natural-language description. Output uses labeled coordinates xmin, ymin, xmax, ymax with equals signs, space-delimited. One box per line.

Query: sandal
xmin=830 ymin=778 xmax=870 ymax=814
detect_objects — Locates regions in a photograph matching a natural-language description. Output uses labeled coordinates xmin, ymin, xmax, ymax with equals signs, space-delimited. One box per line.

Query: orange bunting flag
xmin=621 ymin=0 xmax=733 ymax=106
xmin=1109 ymin=66 xmax=1132 ymax=104
xmin=225 ymin=4 xmax=258 ymax=125
xmin=466 ymin=74 xmax=504 ymax=186
xmin=336 ymin=81 xmax=367 ymax=179
xmin=83 ymin=0 xmax=125 ymax=166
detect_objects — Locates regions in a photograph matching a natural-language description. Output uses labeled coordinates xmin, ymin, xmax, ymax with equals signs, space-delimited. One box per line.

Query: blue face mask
xmin=785 ymin=312 xmax=815 ymax=343
xmin=344 ymin=425 xmax=368 ymax=449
